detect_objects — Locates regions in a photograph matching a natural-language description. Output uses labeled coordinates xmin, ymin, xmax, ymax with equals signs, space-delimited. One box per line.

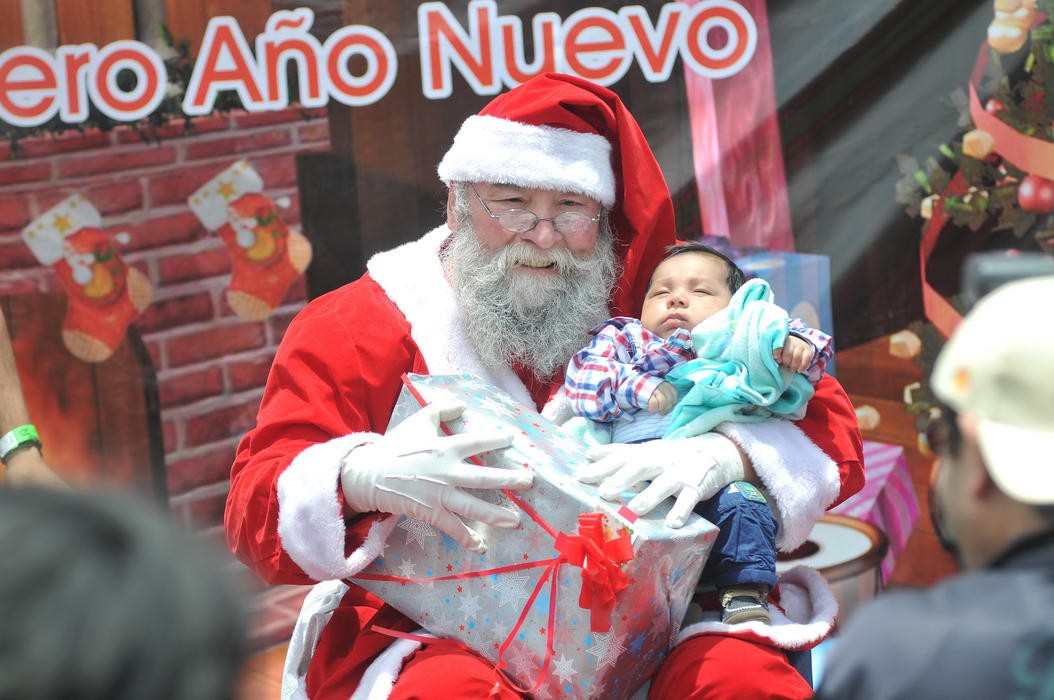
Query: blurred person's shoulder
xmin=817 ymin=566 xmax=1054 ymax=699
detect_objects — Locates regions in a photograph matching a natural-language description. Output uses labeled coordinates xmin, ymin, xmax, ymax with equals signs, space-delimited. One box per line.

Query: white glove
xmin=340 ymin=400 xmax=533 ymax=553
xmin=578 ymin=433 xmax=746 ymax=528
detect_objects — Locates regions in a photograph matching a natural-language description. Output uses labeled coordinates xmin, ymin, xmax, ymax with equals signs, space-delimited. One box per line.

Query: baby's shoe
xmin=719 ymin=584 xmax=771 ymax=625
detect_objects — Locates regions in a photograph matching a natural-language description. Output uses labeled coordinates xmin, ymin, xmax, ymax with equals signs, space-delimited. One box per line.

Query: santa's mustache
xmin=494 ymin=242 xmax=590 ymax=276
xmin=443 ymin=221 xmax=617 ymax=378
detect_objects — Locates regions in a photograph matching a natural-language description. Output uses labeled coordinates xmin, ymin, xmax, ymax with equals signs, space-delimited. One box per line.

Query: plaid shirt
xmin=564 ymin=316 xmax=832 ymax=423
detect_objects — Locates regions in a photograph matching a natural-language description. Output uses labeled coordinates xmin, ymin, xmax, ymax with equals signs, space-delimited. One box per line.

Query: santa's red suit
xmin=225 ymin=225 xmax=864 ymax=700
xmin=224 ymin=73 xmax=864 ymax=700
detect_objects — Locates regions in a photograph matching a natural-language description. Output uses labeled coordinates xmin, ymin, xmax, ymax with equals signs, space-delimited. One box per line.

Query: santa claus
xmin=224 ymin=73 xmax=864 ymax=699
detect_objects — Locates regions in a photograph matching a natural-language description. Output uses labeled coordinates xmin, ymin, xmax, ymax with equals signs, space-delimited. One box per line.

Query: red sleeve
xmin=223 ymin=274 xmax=428 ymax=584
xmin=794 ymin=374 xmax=865 ymax=508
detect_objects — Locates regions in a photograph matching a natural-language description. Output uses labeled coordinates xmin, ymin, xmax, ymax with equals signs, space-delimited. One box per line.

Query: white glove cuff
xmin=338 ymin=438 xmax=383 ymax=514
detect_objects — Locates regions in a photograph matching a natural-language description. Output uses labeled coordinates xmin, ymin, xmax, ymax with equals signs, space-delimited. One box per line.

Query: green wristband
xmin=0 ymin=424 xmax=42 ymax=463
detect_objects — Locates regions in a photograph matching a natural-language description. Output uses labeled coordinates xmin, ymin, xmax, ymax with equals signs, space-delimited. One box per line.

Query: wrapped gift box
xmin=830 ymin=441 xmax=920 ymax=582
xmin=735 ymin=250 xmax=836 ymax=375
xmin=352 ymin=374 xmax=718 ymax=700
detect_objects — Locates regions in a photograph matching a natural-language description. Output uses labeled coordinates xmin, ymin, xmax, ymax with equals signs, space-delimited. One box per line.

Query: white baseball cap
xmin=930 ymin=273 xmax=1054 ymax=505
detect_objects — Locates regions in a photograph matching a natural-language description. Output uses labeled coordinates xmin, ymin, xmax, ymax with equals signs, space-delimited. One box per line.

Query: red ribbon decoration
xmin=554 ymin=513 xmax=634 ymax=633
xmin=920 ymin=172 xmax=968 ymax=338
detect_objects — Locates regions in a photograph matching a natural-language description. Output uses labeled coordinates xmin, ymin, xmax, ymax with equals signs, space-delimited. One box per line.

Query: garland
xmin=896 ymin=0 xmax=1054 ymax=254
xmin=893 ymin=0 xmax=1054 ymax=419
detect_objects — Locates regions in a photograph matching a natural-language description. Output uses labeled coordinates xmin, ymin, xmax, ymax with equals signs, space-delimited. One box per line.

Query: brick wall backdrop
xmin=0 ymin=107 xmax=330 ymax=541
xmin=1 ymin=108 xmax=332 ymax=645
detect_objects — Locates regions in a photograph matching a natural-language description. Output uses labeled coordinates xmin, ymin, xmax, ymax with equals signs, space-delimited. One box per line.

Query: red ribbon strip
xmin=354 ymin=557 xmax=557 ymax=584
xmin=969 ymin=83 xmax=1054 ymax=182
xmin=554 ymin=513 xmax=634 ymax=633
xmin=919 ymin=171 xmax=968 ymax=338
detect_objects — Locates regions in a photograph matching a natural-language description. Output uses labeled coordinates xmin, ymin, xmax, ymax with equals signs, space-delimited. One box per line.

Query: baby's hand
xmin=773 ymin=336 xmax=814 ymax=374
xmin=647 ymin=382 xmax=678 ymax=414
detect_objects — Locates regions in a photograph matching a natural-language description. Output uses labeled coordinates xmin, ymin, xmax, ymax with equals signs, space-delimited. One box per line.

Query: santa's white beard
xmin=444 ymin=224 xmax=618 ymax=379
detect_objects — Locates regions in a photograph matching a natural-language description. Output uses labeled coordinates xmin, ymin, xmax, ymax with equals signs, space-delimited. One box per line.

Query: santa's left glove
xmin=340 ymin=400 xmax=533 ymax=553
xmin=578 ymin=433 xmax=746 ymax=528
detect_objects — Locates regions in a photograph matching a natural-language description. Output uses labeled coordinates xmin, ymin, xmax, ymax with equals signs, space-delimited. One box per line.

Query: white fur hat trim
xmin=437 ymin=115 xmax=615 ymax=206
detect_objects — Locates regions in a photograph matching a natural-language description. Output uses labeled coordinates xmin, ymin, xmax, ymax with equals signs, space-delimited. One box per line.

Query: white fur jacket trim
xmin=715 ymin=419 xmax=840 ymax=550
xmin=676 ymin=565 xmax=839 ymax=650
xmin=277 ymin=433 xmax=398 ymax=582
xmin=366 ymin=225 xmax=536 ymax=408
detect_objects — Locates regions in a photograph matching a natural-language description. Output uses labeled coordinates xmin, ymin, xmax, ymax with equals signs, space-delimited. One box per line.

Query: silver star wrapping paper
xmin=352 ymin=374 xmax=718 ymax=699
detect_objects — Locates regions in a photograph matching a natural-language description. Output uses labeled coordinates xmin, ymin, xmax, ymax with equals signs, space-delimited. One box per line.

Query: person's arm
xmin=712 ymin=373 xmax=863 ymax=550
xmin=225 ymin=278 xmax=418 ymax=585
xmin=785 ymin=317 xmax=833 ymax=382
xmin=0 ymin=309 xmax=65 ymax=488
xmin=565 ymin=320 xmax=684 ymax=421
xmin=582 ymin=374 xmax=864 ymax=546
xmin=225 ymin=275 xmax=529 ymax=585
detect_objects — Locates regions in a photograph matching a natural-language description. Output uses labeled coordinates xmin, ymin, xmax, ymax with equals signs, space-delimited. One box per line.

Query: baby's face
xmin=640 ymin=252 xmax=733 ymax=338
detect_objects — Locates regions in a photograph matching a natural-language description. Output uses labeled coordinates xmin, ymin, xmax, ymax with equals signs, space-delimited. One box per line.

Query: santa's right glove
xmin=340 ymin=400 xmax=533 ymax=553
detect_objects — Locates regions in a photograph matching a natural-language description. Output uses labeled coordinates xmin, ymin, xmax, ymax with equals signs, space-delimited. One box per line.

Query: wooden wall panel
xmin=55 ymin=0 xmax=134 ymax=45
xmin=0 ymin=0 xmax=24 ymax=50
xmin=164 ymin=0 xmax=272 ymax=55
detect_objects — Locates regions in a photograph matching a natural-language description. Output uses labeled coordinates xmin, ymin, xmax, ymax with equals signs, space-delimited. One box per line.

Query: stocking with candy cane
xmin=21 ymin=194 xmax=153 ymax=363
xmin=188 ymin=159 xmax=313 ymax=320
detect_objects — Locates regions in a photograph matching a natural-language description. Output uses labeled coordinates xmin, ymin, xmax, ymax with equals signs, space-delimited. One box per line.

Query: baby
xmin=563 ymin=242 xmax=832 ymax=624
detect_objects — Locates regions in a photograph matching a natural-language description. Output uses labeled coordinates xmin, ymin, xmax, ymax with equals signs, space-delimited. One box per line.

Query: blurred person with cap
xmin=814 ymin=273 xmax=1054 ymax=699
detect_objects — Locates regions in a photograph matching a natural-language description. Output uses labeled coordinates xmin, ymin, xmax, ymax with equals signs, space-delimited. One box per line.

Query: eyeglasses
xmin=916 ymin=404 xmax=958 ymax=458
xmin=471 ymin=185 xmax=601 ymax=236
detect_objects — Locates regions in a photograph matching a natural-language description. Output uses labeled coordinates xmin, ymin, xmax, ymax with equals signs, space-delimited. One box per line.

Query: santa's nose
xmin=519 ymin=218 xmax=559 ymax=249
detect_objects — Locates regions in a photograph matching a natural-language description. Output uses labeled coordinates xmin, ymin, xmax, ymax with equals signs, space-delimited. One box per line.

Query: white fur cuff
xmin=676 ymin=565 xmax=838 ymax=651
xmin=715 ymin=420 xmax=840 ymax=550
xmin=277 ymin=433 xmax=398 ymax=581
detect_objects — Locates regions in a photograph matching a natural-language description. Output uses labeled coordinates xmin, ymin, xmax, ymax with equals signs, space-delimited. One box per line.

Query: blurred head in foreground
xmin=0 ymin=486 xmax=249 ymax=700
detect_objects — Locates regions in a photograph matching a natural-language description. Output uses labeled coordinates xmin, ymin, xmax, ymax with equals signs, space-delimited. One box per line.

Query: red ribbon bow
xmin=555 ymin=513 xmax=634 ymax=633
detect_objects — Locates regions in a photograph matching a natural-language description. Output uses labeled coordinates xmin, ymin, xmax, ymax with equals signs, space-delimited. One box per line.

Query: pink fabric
xmin=830 ymin=441 xmax=920 ymax=582
xmin=681 ymin=0 xmax=794 ymax=250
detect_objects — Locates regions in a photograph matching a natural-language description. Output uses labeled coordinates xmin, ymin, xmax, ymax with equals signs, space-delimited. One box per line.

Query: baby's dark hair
xmin=656 ymin=242 xmax=747 ymax=294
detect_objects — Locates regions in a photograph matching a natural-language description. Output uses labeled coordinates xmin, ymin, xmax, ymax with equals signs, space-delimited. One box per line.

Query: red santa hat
xmin=437 ymin=72 xmax=677 ymax=317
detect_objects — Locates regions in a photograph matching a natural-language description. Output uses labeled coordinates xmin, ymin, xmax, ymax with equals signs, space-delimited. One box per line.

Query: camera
xmin=960 ymin=251 xmax=1054 ymax=309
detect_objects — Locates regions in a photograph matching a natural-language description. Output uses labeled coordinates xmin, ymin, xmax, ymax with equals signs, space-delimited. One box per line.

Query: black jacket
xmin=814 ymin=529 xmax=1054 ymax=699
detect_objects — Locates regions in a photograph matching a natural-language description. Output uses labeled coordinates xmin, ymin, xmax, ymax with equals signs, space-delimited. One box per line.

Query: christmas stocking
xmin=21 ymin=194 xmax=152 ymax=363
xmin=188 ymin=159 xmax=313 ymax=320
